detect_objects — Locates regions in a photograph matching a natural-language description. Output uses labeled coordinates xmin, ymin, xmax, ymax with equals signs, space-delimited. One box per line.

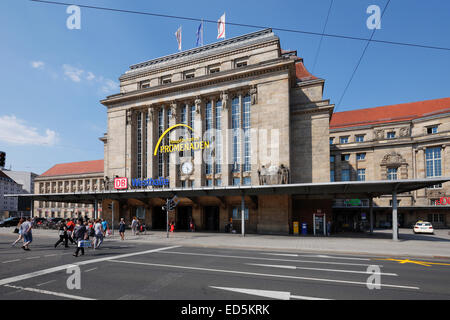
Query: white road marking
xmin=4 ymin=284 xmax=94 ymax=300
xmin=36 ymin=280 xmax=56 ymax=287
xmin=159 ymin=251 xmax=380 ymax=267
xmin=111 ymin=260 xmax=419 ymax=290
xmin=2 ymin=259 xmax=20 ymax=264
xmin=0 ymin=246 xmax=180 ymax=286
xmin=261 ymin=253 xmax=370 ymax=261
xmin=44 ymin=254 xmax=58 ymax=257
xmin=84 ymin=268 xmax=97 ymax=272
xmin=246 ymin=263 xmax=398 ymax=276
xmin=210 ymin=286 xmax=331 ymax=300
xmin=25 ymin=256 xmax=40 ymax=260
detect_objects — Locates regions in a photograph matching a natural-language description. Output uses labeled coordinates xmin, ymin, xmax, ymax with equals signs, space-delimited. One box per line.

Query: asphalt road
xmin=1 ymin=232 xmax=450 ymax=301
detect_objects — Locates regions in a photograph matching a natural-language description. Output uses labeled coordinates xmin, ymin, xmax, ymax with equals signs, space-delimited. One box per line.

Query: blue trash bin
xmin=301 ymin=223 xmax=307 ymax=235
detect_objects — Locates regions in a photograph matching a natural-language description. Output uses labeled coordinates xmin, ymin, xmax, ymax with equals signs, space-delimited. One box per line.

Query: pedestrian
xmin=131 ymin=217 xmax=138 ymax=235
xmin=54 ymin=219 xmax=69 ymax=248
xmin=11 ymin=218 xmax=24 ymax=247
xmin=66 ymin=219 xmax=76 ymax=244
xmin=119 ymin=218 xmax=126 ymax=240
xmin=327 ymin=221 xmax=331 ymax=236
xmin=101 ymin=219 xmax=108 ymax=237
xmin=189 ymin=218 xmax=195 ymax=232
xmin=94 ymin=219 xmax=103 ymax=249
xmin=73 ymin=218 xmax=87 ymax=257
xmin=21 ymin=217 xmax=33 ymax=251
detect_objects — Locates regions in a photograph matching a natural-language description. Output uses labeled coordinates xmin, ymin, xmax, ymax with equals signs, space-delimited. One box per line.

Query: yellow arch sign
xmin=153 ymin=124 xmax=194 ymax=156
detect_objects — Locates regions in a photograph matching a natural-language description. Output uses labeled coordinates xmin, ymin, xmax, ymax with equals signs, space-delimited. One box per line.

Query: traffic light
xmin=0 ymin=152 xmax=5 ymax=167
xmin=168 ymin=200 xmax=176 ymax=211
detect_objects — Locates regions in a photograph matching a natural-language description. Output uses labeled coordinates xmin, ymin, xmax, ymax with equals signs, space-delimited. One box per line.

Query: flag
xmin=217 ymin=13 xmax=225 ymax=39
xmin=196 ymin=20 xmax=204 ymax=47
xmin=175 ymin=26 xmax=182 ymax=51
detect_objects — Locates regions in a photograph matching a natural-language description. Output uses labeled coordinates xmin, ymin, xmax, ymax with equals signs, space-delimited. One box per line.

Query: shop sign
xmin=153 ymin=124 xmax=210 ymax=156
xmin=434 ymin=197 xmax=450 ymax=205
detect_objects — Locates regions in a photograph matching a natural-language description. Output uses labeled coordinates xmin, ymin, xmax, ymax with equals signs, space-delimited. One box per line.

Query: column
xmin=369 ymin=196 xmax=374 ymax=234
xmin=220 ymin=91 xmax=231 ymax=186
xmin=125 ymin=109 xmax=134 ymax=179
xmin=193 ymin=97 xmax=204 ymax=186
xmin=147 ymin=106 xmax=158 ymax=179
xmin=392 ymin=191 xmax=398 ymax=241
xmin=169 ymin=102 xmax=178 ymax=187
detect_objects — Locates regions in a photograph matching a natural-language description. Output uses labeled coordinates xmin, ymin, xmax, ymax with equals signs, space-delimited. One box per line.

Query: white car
xmin=413 ymin=221 xmax=434 ymax=234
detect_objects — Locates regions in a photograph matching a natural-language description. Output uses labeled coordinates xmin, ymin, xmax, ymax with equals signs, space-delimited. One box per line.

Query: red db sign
xmin=435 ymin=197 xmax=450 ymax=205
xmin=114 ymin=177 xmax=128 ymax=190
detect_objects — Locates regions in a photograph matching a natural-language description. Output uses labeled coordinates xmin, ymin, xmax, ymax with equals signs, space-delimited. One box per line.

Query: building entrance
xmin=152 ymin=206 xmax=166 ymax=230
xmin=177 ymin=206 xmax=192 ymax=230
xmin=204 ymin=206 xmax=220 ymax=231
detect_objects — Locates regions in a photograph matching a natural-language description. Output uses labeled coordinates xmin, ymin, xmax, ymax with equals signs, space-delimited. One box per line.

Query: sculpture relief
xmin=194 ymin=97 xmax=202 ymax=114
xmin=374 ymin=129 xmax=383 ymax=140
xmin=170 ymin=102 xmax=177 ymax=119
xmin=250 ymin=86 xmax=257 ymax=105
xmin=220 ymin=91 xmax=229 ymax=110
xmin=258 ymin=164 xmax=290 ymax=185
xmin=399 ymin=127 xmax=410 ymax=137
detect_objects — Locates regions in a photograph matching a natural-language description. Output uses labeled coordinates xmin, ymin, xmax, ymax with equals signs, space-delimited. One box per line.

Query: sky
xmin=0 ymin=0 xmax=449 ymax=174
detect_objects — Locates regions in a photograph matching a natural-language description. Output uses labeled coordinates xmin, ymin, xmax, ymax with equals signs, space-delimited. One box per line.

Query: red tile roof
xmin=40 ymin=160 xmax=104 ymax=177
xmin=330 ymin=98 xmax=450 ymax=129
xmin=281 ymin=49 xmax=318 ymax=82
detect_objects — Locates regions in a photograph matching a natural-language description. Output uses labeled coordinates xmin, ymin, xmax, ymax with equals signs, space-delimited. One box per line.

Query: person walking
xmin=101 ymin=219 xmax=108 ymax=237
xmin=21 ymin=217 xmax=33 ymax=251
xmin=93 ymin=219 xmax=104 ymax=249
xmin=131 ymin=217 xmax=138 ymax=235
xmin=119 ymin=218 xmax=126 ymax=240
xmin=73 ymin=218 xmax=87 ymax=257
xmin=54 ymin=219 xmax=69 ymax=248
xmin=66 ymin=219 xmax=76 ymax=245
xmin=12 ymin=218 xmax=24 ymax=247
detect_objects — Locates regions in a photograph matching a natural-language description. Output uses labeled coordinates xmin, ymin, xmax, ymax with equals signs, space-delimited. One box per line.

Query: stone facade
xmin=330 ymin=100 xmax=450 ymax=228
xmin=99 ymin=29 xmax=334 ymax=234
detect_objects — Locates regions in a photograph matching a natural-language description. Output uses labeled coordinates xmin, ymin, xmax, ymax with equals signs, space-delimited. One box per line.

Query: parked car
xmin=413 ymin=221 xmax=434 ymax=234
xmin=0 ymin=217 xmax=22 ymax=227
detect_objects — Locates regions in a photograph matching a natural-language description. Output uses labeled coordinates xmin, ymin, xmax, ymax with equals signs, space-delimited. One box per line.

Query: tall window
xmin=426 ymin=147 xmax=442 ymax=188
xmin=232 ymin=207 xmax=249 ymax=220
xmin=137 ymin=112 xmax=142 ymax=178
xmin=243 ymin=95 xmax=251 ymax=172
xmin=426 ymin=147 xmax=442 ymax=178
xmin=341 ymin=169 xmax=350 ymax=181
xmin=215 ymin=100 xmax=222 ymax=174
xmin=357 ymin=169 xmax=366 ymax=181
xmin=190 ymin=104 xmax=196 ymax=157
xmin=330 ymin=169 xmax=335 ymax=182
xmin=387 ymin=168 xmax=398 ymax=180
xmin=144 ymin=112 xmax=148 ymax=178
xmin=205 ymin=102 xmax=213 ymax=175
xmin=231 ymin=97 xmax=241 ymax=172
xmin=158 ymin=109 xmax=164 ymax=177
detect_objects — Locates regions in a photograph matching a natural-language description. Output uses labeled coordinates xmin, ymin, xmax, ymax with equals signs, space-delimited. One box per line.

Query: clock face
xmin=181 ymin=161 xmax=193 ymax=175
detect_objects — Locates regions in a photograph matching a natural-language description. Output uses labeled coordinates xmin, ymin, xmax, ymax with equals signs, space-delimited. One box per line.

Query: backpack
xmin=89 ymin=226 xmax=95 ymax=237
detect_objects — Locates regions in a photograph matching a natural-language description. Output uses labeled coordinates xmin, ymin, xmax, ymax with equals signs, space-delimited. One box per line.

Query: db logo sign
xmin=114 ymin=177 xmax=128 ymax=190
xmin=435 ymin=197 xmax=450 ymax=205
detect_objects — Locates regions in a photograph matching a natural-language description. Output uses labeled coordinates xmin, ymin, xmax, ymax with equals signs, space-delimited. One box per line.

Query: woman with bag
xmin=54 ymin=219 xmax=69 ymax=248
xmin=119 ymin=218 xmax=126 ymax=240
xmin=73 ymin=218 xmax=87 ymax=257
xmin=11 ymin=218 xmax=24 ymax=247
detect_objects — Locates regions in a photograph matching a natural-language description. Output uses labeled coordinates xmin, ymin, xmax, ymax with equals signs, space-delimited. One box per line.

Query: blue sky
xmin=0 ymin=0 xmax=449 ymax=174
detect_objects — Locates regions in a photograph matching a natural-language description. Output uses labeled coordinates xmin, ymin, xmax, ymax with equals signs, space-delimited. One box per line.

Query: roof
xmin=330 ymin=97 xmax=450 ymax=129
xmin=281 ymin=49 xmax=318 ymax=82
xmin=40 ymin=160 xmax=104 ymax=177
xmin=0 ymin=170 xmax=15 ymax=182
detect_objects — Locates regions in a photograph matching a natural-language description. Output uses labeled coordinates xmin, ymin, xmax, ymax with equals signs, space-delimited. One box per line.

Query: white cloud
xmin=63 ymin=64 xmax=84 ymax=82
xmin=0 ymin=115 xmax=58 ymax=146
xmin=100 ymin=78 xmax=119 ymax=94
xmin=86 ymin=71 xmax=95 ymax=81
xmin=31 ymin=61 xmax=45 ymax=69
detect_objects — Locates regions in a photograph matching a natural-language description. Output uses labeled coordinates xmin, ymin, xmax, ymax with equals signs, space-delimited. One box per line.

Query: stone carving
xmin=170 ymin=102 xmax=177 ymax=119
xmin=250 ymin=86 xmax=257 ymax=105
xmin=194 ymin=97 xmax=202 ymax=114
xmin=399 ymin=127 xmax=410 ymax=137
xmin=220 ymin=92 xmax=229 ymax=110
xmin=381 ymin=152 xmax=406 ymax=166
xmin=126 ymin=109 xmax=133 ymax=125
xmin=374 ymin=129 xmax=383 ymax=140
xmin=258 ymin=164 xmax=290 ymax=185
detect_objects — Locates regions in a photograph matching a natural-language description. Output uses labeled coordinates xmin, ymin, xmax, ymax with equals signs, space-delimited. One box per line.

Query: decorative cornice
xmin=102 ymin=59 xmax=292 ymax=107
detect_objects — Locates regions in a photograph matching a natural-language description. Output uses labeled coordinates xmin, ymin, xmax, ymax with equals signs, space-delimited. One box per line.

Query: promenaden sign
xmin=153 ymin=124 xmax=210 ymax=156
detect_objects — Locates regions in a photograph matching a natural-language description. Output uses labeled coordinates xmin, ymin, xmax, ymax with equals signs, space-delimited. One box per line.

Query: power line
xmin=312 ymin=0 xmax=334 ymax=74
xmin=30 ymin=0 xmax=450 ymax=52
xmin=335 ymin=0 xmax=391 ymax=112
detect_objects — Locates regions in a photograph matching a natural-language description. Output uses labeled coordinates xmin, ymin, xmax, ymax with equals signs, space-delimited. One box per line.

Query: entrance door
xmin=204 ymin=206 xmax=219 ymax=231
xmin=152 ymin=207 xmax=166 ymax=230
xmin=177 ymin=206 xmax=192 ymax=231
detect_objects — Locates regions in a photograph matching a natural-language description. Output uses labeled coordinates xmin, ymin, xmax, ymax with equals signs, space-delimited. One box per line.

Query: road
xmin=1 ymin=232 xmax=450 ymax=301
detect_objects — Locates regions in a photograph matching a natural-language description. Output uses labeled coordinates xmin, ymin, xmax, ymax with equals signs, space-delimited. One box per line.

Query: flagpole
xmin=202 ymin=19 xmax=204 ymax=46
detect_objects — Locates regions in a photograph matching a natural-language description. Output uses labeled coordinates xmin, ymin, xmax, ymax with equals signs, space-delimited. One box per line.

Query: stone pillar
xmin=169 ymin=102 xmax=178 ymax=187
xmin=193 ymin=97 xmax=204 ymax=186
xmin=125 ymin=109 xmax=134 ymax=180
xmin=416 ymin=148 xmax=425 ymax=197
xmin=220 ymin=91 xmax=231 ymax=186
xmin=392 ymin=191 xmax=398 ymax=241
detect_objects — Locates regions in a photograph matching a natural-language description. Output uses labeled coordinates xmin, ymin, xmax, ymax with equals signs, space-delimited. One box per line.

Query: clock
xmin=181 ymin=161 xmax=193 ymax=175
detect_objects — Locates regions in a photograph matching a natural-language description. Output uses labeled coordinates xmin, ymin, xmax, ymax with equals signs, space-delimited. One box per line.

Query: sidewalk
xmin=1 ymin=227 xmax=450 ymax=259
